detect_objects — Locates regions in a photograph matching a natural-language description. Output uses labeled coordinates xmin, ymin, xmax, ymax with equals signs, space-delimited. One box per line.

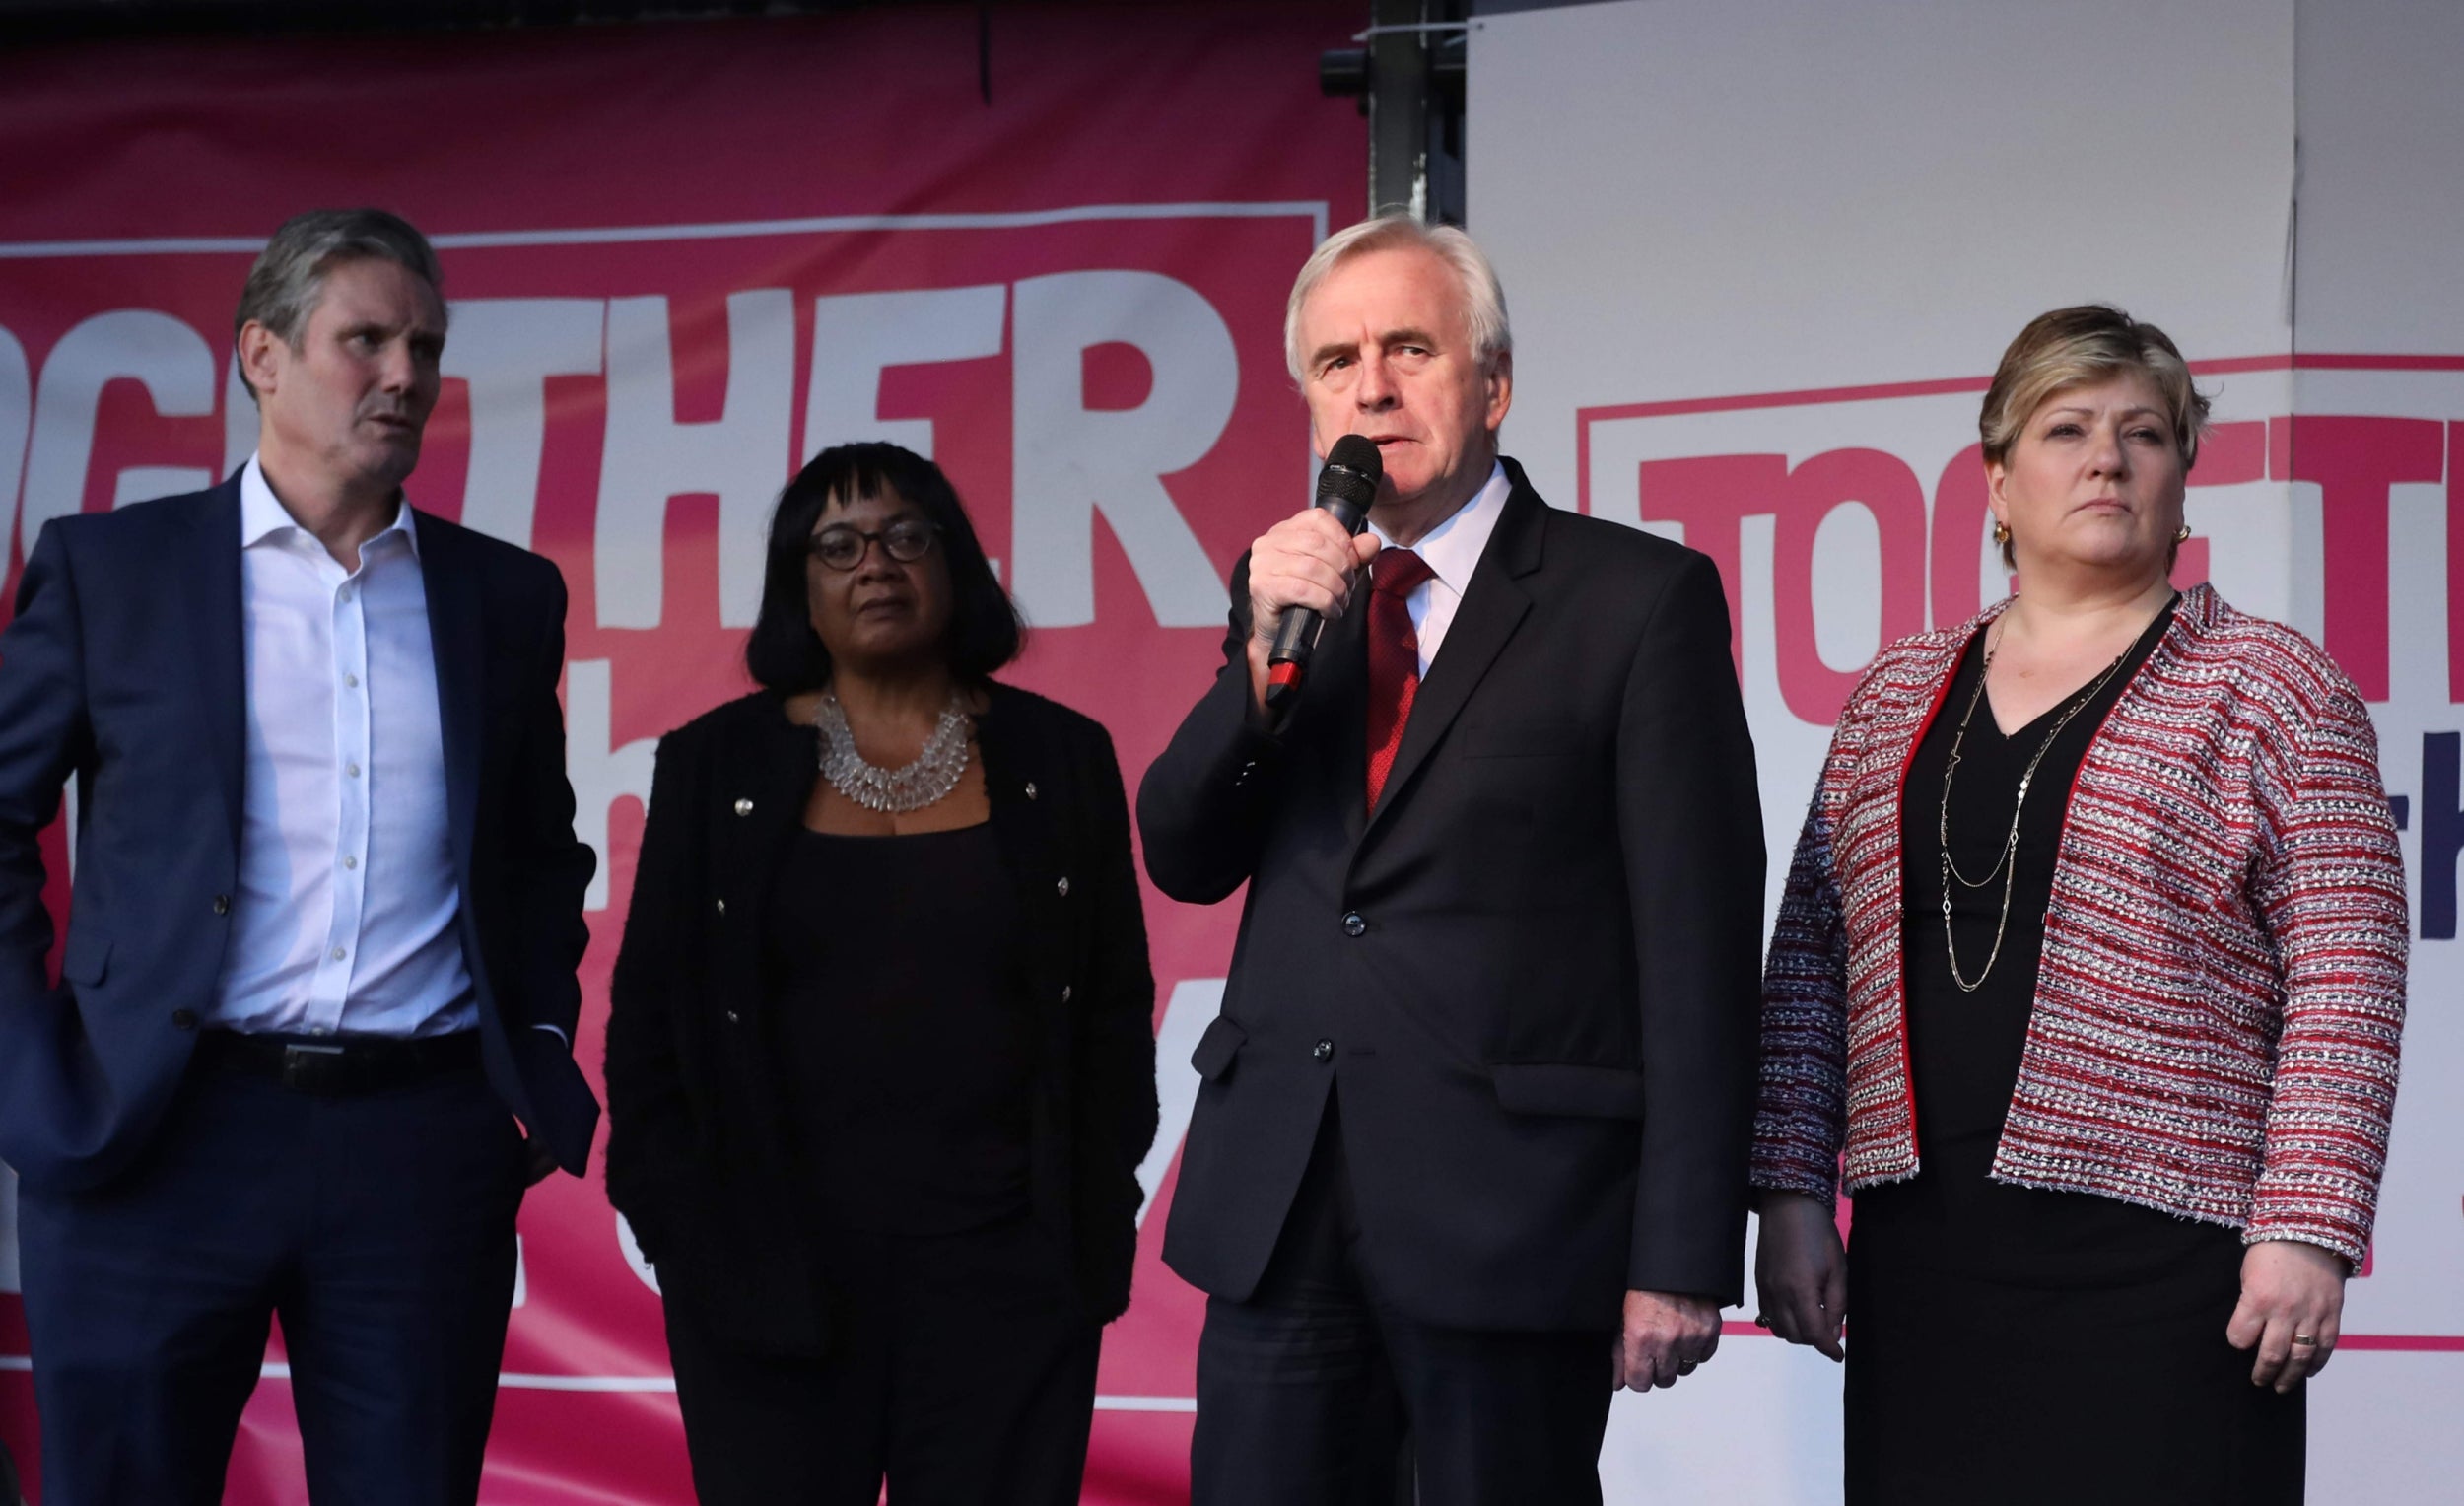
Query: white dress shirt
xmin=208 ymin=455 xmax=475 ymax=1038
xmin=1366 ymin=459 xmax=1511 ymax=674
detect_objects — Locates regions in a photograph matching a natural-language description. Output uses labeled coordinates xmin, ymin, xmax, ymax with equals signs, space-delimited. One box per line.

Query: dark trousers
xmin=1192 ymin=1094 xmax=1615 ymax=1506
xmin=1844 ymin=1232 xmax=2305 ymax=1506
xmin=661 ymin=1212 xmax=1102 ymax=1506
xmin=16 ymin=1053 xmax=526 ymax=1506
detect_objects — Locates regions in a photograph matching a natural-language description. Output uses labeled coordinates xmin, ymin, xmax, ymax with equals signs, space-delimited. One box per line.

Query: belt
xmin=195 ymin=1029 xmax=483 ymax=1096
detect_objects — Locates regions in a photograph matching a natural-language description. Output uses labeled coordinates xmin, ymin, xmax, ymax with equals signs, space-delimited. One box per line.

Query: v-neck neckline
xmin=1976 ymin=596 xmax=2178 ymax=741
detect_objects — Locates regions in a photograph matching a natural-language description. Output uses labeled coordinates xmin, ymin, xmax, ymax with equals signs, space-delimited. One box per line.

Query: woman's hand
xmin=2229 ymin=1239 xmax=2348 ymax=1392
xmin=1752 ymin=1191 xmax=1847 ymax=1361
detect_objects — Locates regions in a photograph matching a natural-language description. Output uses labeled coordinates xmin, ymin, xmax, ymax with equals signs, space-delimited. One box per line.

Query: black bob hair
xmin=743 ymin=443 xmax=1024 ymax=694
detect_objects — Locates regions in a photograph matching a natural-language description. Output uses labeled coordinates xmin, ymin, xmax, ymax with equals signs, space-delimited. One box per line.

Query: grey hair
xmin=233 ymin=208 xmax=445 ymax=401
xmin=1283 ymin=214 xmax=1512 ymax=382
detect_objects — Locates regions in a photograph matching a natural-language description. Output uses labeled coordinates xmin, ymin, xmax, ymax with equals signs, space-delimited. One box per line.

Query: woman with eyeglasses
xmin=603 ymin=442 xmax=1158 ymax=1504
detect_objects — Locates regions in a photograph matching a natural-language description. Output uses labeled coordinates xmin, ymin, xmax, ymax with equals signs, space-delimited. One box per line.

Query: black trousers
xmin=16 ymin=1054 xmax=525 ymax=1506
xmin=1192 ymin=1094 xmax=1615 ymax=1506
xmin=661 ymin=1213 xmax=1101 ymax=1506
xmin=1845 ymin=1231 xmax=2305 ymax=1506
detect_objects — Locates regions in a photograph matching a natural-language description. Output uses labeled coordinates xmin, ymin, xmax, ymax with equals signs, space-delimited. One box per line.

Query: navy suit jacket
xmin=0 ymin=474 xmax=599 ymax=1194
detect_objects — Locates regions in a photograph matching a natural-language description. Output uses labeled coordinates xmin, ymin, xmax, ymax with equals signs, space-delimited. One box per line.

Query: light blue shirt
xmin=208 ymin=455 xmax=475 ymax=1038
xmin=1367 ymin=459 xmax=1511 ymax=675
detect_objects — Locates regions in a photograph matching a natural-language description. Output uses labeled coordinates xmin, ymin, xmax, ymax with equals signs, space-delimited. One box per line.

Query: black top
xmin=765 ymin=822 xmax=1034 ymax=1235
xmin=1859 ymin=597 xmax=2236 ymax=1285
xmin=603 ymin=683 xmax=1158 ymax=1355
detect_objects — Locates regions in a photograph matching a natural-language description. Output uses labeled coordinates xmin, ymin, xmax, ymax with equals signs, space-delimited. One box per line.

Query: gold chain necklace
xmin=1937 ymin=610 xmax=2162 ymax=992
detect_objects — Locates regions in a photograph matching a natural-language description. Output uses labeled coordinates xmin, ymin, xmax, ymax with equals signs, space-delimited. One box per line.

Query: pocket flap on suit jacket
xmin=1491 ymin=1062 xmax=1648 ymax=1120
xmin=60 ymin=928 xmax=111 ymax=987
xmin=1190 ymin=1015 xmax=1248 ymax=1082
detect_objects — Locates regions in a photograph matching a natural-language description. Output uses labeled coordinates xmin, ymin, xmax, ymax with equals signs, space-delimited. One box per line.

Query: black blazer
xmin=1137 ymin=458 xmax=1765 ymax=1330
xmin=0 ymin=476 xmax=598 ymax=1192
xmin=602 ymin=682 xmax=1157 ymax=1354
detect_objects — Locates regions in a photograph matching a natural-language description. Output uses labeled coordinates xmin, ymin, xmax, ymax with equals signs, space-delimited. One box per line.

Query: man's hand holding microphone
xmin=1247 ymin=434 xmax=1385 ymax=717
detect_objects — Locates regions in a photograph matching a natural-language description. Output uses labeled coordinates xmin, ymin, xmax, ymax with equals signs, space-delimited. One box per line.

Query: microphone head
xmin=1325 ymin=433 xmax=1384 ymax=481
xmin=1317 ymin=434 xmax=1385 ymax=514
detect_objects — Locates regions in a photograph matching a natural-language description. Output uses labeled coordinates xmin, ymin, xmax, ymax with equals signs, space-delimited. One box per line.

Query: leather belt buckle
xmin=280 ymin=1042 xmax=350 ymax=1094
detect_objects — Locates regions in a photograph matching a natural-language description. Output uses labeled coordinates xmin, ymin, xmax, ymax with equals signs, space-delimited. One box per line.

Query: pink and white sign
xmin=0 ymin=5 xmax=1364 ymax=1501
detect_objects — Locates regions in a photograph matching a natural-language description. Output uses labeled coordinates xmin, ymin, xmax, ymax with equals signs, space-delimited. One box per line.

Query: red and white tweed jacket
xmin=1750 ymin=584 xmax=2408 ymax=1265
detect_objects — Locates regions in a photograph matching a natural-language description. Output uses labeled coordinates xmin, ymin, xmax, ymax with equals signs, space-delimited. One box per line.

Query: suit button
xmin=171 ymin=1009 xmax=199 ymax=1031
xmin=1061 ymin=985 xmax=1073 ymax=1002
xmin=733 ymin=797 xmax=754 ymax=816
xmin=716 ymin=898 xmax=727 ymax=916
xmin=1056 ymin=876 xmax=1070 ymax=898
xmin=1341 ymin=912 xmax=1367 ymax=937
xmin=212 ymin=895 xmax=231 ymax=916
xmin=724 ymin=1009 xmax=741 ymax=1025
xmin=1024 ymin=782 xmax=1039 ymax=800
xmin=1313 ymin=1039 xmax=1334 ymax=1062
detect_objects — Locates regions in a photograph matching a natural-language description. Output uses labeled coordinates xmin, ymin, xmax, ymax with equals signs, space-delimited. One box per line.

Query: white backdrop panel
xmin=1472 ymin=1 xmax=2458 ymax=1501
xmin=1475 ymin=0 xmax=2294 ymax=511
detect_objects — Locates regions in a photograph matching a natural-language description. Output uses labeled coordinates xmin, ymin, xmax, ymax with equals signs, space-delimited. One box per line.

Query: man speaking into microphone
xmin=1138 ymin=216 xmax=1766 ymax=1505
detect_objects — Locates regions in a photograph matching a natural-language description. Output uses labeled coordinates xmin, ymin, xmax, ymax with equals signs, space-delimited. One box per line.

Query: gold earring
xmin=2175 ymin=522 xmax=2192 ymax=543
xmin=1991 ymin=520 xmax=2012 ymax=546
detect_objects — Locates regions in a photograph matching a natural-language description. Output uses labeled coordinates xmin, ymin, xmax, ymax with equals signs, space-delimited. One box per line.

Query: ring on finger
xmin=2291 ymin=1333 xmax=2320 ymax=1348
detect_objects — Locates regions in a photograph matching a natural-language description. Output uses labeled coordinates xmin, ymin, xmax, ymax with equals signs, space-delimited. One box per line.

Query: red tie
xmin=1365 ymin=548 xmax=1435 ymax=812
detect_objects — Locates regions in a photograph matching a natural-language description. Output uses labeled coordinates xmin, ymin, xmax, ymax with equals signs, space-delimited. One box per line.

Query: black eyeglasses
xmin=808 ymin=518 xmax=939 ymax=571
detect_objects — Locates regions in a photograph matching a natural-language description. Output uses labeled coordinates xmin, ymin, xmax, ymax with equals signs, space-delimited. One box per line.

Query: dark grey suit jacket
xmin=1138 ymin=457 xmax=1764 ymax=1330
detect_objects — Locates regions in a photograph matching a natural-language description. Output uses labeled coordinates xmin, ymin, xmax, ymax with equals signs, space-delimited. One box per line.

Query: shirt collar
xmin=1368 ymin=459 xmax=1509 ymax=596
xmin=240 ymin=453 xmax=420 ymax=560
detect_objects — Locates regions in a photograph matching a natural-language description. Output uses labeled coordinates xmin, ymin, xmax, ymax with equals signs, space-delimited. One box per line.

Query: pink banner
xmin=0 ymin=5 xmax=1364 ymax=1499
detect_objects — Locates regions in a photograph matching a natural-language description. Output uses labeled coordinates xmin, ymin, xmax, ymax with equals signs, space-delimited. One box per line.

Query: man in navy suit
xmin=0 ymin=209 xmax=597 ymax=1504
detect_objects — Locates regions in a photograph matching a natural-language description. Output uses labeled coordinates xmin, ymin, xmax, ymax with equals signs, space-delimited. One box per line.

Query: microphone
xmin=1264 ymin=433 xmax=1384 ymax=718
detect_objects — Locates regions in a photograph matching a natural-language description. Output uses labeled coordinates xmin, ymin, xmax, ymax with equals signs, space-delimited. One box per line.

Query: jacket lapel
xmin=415 ymin=511 xmax=485 ymax=887
xmin=726 ymin=704 xmax=822 ymax=940
xmin=1314 ymin=596 xmax=1373 ymax=848
xmin=978 ymin=687 xmax=1067 ymax=1010
xmin=1358 ymin=473 xmax=1544 ymax=845
xmin=192 ymin=479 xmax=247 ymax=854
xmin=1248 ymin=582 xmax=1371 ymax=847
xmin=702 ymin=702 xmax=818 ymax=1167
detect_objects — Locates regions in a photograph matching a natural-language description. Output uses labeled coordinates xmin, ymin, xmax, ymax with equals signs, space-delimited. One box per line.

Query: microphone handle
xmin=1266 ymin=593 xmax=1322 ymax=670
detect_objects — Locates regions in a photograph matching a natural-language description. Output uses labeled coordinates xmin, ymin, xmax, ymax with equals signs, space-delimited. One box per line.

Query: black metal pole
xmin=1367 ymin=0 xmax=1433 ymax=219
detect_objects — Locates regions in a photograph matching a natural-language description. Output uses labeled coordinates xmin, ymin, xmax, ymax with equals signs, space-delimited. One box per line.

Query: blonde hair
xmin=1980 ymin=305 xmax=2211 ymax=569
xmin=1283 ymin=214 xmax=1511 ymax=382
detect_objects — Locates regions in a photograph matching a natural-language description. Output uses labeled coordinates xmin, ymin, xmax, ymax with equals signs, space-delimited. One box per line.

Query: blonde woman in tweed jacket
xmin=1750 ymin=306 xmax=2408 ymax=1506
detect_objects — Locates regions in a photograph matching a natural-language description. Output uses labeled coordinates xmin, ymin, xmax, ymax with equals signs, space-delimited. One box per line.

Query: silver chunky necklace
xmin=815 ymin=690 xmax=971 ymax=812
